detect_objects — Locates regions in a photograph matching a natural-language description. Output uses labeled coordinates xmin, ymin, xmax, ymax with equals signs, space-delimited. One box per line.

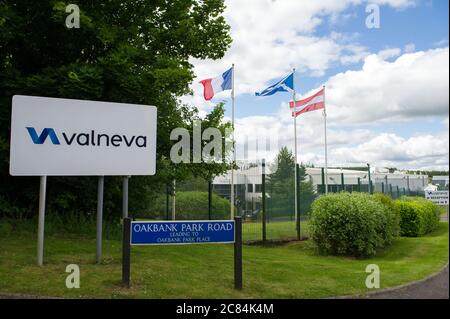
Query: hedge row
xmin=395 ymin=197 xmax=440 ymax=237
xmin=308 ymin=192 xmax=400 ymax=257
xmin=142 ymin=191 xmax=232 ymax=220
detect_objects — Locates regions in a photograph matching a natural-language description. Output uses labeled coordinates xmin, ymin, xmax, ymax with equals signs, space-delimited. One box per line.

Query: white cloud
xmin=332 ymin=132 xmax=449 ymax=170
xmin=230 ymin=48 xmax=449 ymax=169
xmin=179 ymin=0 xmax=450 ymax=170
xmin=325 ymin=47 xmax=449 ymax=123
xmin=404 ymin=43 xmax=416 ymax=53
xmin=377 ymin=48 xmax=402 ymax=60
xmin=368 ymin=0 xmax=416 ymax=9
xmin=183 ymin=0 xmax=419 ymax=111
xmin=184 ymin=0 xmax=374 ymax=108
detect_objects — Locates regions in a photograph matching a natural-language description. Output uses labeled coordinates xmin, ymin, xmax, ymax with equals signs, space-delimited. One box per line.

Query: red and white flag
xmin=289 ymin=87 xmax=324 ymax=117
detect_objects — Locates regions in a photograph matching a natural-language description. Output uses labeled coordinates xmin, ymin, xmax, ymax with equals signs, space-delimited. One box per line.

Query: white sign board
xmin=10 ymin=95 xmax=157 ymax=176
xmin=425 ymin=190 xmax=449 ymax=206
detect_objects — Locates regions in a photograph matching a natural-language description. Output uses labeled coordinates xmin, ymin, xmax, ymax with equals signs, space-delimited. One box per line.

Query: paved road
xmin=367 ymin=265 xmax=449 ymax=299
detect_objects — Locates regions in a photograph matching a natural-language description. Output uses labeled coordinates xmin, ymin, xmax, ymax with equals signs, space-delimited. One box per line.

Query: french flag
xmin=199 ymin=68 xmax=233 ymax=101
xmin=289 ymin=87 xmax=325 ymax=117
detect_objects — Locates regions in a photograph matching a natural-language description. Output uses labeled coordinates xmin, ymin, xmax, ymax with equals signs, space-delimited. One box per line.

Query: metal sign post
xmin=37 ymin=176 xmax=47 ymax=266
xmin=96 ymin=176 xmax=104 ymax=264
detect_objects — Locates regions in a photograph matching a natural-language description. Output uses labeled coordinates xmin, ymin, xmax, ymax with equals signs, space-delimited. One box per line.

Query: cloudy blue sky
xmin=182 ymin=0 xmax=449 ymax=170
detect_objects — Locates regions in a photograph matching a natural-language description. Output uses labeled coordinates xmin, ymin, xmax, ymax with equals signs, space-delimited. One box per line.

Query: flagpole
xmin=293 ymin=68 xmax=298 ymax=235
xmin=231 ymin=63 xmax=235 ymax=219
xmin=323 ymin=85 xmax=329 ymax=194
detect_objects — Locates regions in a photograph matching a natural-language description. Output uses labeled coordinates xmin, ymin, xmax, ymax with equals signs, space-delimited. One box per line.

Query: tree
xmin=267 ymin=147 xmax=315 ymax=218
xmin=0 ymin=0 xmax=232 ymax=218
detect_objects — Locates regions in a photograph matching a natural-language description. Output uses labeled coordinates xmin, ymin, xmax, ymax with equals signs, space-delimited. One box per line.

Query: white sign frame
xmin=10 ymin=95 xmax=157 ymax=176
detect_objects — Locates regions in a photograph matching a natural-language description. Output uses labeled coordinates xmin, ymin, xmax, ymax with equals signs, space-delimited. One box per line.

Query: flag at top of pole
xmin=289 ymin=87 xmax=325 ymax=117
xmin=199 ymin=68 xmax=233 ymax=101
xmin=255 ymin=73 xmax=294 ymax=96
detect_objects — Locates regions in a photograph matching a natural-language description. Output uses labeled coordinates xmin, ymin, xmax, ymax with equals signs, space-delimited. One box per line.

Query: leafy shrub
xmin=372 ymin=193 xmax=401 ymax=245
xmin=309 ymin=192 xmax=400 ymax=257
xmin=395 ymin=197 xmax=440 ymax=237
xmin=142 ymin=191 xmax=232 ymax=220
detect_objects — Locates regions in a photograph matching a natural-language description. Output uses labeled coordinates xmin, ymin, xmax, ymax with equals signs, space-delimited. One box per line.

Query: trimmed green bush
xmin=143 ymin=191 xmax=232 ymax=220
xmin=395 ymin=197 xmax=440 ymax=237
xmin=309 ymin=192 xmax=400 ymax=257
xmin=372 ymin=193 xmax=401 ymax=245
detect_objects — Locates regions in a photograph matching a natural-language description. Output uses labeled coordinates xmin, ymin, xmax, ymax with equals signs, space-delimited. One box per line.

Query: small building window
xmin=255 ymin=184 xmax=262 ymax=193
xmin=247 ymin=184 xmax=253 ymax=193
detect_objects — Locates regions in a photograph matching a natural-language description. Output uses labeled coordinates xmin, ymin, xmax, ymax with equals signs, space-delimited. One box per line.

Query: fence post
xmin=367 ymin=164 xmax=372 ymax=194
xmin=262 ymin=159 xmax=266 ymax=243
xmin=321 ymin=167 xmax=325 ymax=194
xmin=341 ymin=172 xmax=345 ymax=192
xmin=166 ymin=183 xmax=170 ymax=220
xmin=296 ymin=164 xmax=301 ymax=241
xmin=381 ymin=182 xmax=385 ymax=194
xmin=370 ymin=181 xmax=374 ymax=195
xmin=358 ymin=177 xmax=361 ymax=192
xmin=397 ymin=186 xmax=400 ymax=198
xmin=208 ymin=179 xmax=212 ymax=220
xmin=234 ymin=216 xmax=243 ymax=290
xmin=385 ymin=175 xmax=388 ymax=194
xmin=407 ymin=176 xmax=410 ymax=195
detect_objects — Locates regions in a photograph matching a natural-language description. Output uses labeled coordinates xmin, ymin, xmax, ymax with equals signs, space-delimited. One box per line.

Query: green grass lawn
xmin=0 ymin=222 xmax=447 ymax=298
xmin=242 ymin=220 xmax=309 ymax=241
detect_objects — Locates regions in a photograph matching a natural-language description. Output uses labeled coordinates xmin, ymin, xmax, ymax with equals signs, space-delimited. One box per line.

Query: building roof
xmin=432 ymin=175 xmax=449 ymax=181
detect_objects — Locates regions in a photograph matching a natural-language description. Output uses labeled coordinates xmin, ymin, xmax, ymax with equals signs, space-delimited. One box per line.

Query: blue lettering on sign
xmin=130 ymin=221 xmax=235 ymax=245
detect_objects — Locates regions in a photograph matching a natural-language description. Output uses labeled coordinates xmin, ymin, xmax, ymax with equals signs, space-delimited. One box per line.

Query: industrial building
xmin=212 ymin=165 xmax=428 ymax=207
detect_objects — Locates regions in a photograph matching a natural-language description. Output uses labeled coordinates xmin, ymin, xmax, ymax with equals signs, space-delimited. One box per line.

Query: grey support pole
xmin=37 ymin=176 xmax=47 ymax=266
xmin=262 ymin=159 xmax=266 ymax=243
xmin=122 ymin=176 xmax=129 ymax=218
xmin=96 ymin=176 xmax=104 ymax=264
xmin=296 ymin=164 xmax=301 ymax=241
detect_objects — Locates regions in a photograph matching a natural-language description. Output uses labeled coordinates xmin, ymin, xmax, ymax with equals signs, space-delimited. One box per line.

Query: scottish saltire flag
xmin=255 ymin=73 xmax=294 ymax=96
xmin=199 ymin=68 xmax=233 ymax=101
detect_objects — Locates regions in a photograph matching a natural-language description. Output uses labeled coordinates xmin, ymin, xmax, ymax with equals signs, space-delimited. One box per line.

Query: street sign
xmin=130 ymin=220 xmax=235 ymax=245
xmin=10 ymin=95 xmax=157 ymax=176
xmin=425 ymin=190 xmax=449 ymax=206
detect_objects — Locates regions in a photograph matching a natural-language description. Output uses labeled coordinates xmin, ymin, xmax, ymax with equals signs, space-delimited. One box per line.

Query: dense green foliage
xmin=372 ymin=192 xmax=401 ymax=242
xmin=309 ymin=192 xmax=400 ymax=257
xmin=0 ymin=1 xmax=232 ymax=219
xmin=267 ymin=147 xmax=316 ymax=218
xmin=395 ymin=197 xmax=440 ymax=237
xmin=141 ymin=191 xmax=231 ymax=220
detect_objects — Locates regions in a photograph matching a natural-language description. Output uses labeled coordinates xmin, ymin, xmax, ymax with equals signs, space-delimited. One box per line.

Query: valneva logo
xmin=26 ymin=127 xmax=147 ymax=148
